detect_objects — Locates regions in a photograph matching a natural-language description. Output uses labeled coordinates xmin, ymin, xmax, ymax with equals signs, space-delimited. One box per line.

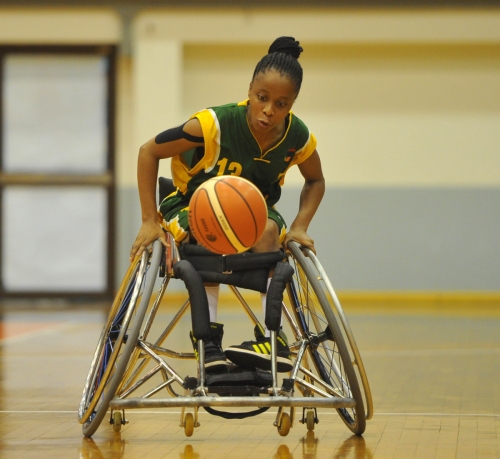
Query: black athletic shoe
xmin=224 ymin=324 xmax=293 ymax=373
xmin=190 ymin=322 xmax=230 ymax=372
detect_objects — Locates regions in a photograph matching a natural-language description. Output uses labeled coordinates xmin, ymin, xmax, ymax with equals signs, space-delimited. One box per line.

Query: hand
xmin=283 ymin=228 xmax=316 ymax=254
xmin=130 ymin=219 xmax=168 ymax=262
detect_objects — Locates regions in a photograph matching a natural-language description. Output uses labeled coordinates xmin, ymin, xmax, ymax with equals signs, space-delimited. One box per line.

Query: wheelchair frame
xmin=78 ymin=235 xmax=373 ymax=438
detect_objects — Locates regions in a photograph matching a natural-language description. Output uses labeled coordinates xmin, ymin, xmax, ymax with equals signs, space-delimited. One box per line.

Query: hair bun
xmin=268 ymin=36 xmax=303 ymax=60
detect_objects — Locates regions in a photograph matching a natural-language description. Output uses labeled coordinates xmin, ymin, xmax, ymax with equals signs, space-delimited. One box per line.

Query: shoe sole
xmin=205 ymin=360 xmax=231 ymax=371
xmin=224 ymin=348 xmax=293 ymax=373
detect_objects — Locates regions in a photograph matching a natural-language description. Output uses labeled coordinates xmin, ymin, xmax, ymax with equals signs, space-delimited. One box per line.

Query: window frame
xmin=0 ymin=44 xmax=117 ymax=300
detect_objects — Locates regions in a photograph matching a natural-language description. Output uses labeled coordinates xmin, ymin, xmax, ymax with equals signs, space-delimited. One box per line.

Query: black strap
xmin=180 ymin=245 xmax=285 ymax=272
xmin=178 ymin=246 xmax=285 ymax=292
xmin=203 ymin=406 xmax=269 ymax=419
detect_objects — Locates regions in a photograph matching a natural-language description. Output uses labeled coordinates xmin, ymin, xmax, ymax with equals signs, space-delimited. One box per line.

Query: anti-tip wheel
xmin=278 ymin=412 xmax=291 ymax=437
xmin=306 ymin=410 xmax=315 ymax=431
xmin=184 ymin=413 xmax=194 ymax=437
xmin=112 ymin=411 xmax=122 ymax=433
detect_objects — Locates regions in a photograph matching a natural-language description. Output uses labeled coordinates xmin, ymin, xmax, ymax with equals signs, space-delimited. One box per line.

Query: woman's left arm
xmin=283 ymin=150 xmax=325 ymax=253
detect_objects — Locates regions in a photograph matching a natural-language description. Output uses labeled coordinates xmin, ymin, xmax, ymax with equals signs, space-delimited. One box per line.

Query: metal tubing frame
xmin=228 ymin=285 xmax=260 ymax=325
xmin=104 ymin=240 xmax=369 ymax=424
xmin=270 ymin=330 xmax=278 ymax=394
xmin=118 ymin=364 xmax=163 ymax=399
xmin=118 ymin=299 xmax=191 ymax=395
xmin=110 ymin=395 xmax=356 ymax=410
xmin=137 ymin=341 xmax=184 ymax=386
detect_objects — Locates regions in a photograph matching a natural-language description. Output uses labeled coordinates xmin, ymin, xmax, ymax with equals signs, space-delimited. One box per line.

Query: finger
xmin=282 ymin=236 xmax=293 ymax=251
xmin=306 ymin=237 xmax=316 ymax=253
xmin=130 ymin=242 xmax=146 ymax=262
xmin=303 ymin=239 xmax=316 ymax=255
xmin=158 ymin=233 xmax=170 ymax=248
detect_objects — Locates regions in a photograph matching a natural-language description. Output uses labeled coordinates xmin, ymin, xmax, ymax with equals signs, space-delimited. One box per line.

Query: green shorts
xmin=159 ymin=192 xmax=287 ymax=245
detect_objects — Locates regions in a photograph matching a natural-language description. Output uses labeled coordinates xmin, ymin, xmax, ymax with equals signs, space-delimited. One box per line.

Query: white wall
xmin=129 ymin=9 xmax=500 ymax=189
xmin=1 ymin=7 xmax=499 ymax=293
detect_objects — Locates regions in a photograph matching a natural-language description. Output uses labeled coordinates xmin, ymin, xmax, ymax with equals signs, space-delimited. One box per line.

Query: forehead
xmin=252 ymin=69 xmax=297 ymax=99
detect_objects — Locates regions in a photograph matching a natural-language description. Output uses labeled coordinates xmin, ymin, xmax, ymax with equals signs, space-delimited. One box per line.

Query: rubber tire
xmin=287 ymin=242 xmax=366 ymax=435
xmin=184 ymin=413 xmax=194 ymax=437
xmin=112 ymin=411 xmax=122 ymax=433
xmin=278 ymin=412 xmax=291 ymax=437
xmin=81 ymin=240 xmax=163 ymax=437
xmin=306 ymin=410 xmax=315 ymax=431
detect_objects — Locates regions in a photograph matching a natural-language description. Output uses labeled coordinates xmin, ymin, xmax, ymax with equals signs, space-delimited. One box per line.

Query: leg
xmin=224 ymin=218 xmax=294 ymax=372
xmin=160 ymin=192 xmax=229 ymax=371
xmin=251 ymin=218 xmax=281 ymax=254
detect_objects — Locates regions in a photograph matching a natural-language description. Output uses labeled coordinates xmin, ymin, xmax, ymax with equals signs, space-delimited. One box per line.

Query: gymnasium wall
xmin=1 ymin=7 xmax=499 ymax=297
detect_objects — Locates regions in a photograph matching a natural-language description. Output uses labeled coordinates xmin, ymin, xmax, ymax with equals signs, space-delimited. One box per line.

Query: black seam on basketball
xmin=195 ymin=189 xmax=225 ymax=253
xmin=206 ymin=186 xmax=238 ymax=253
xmin=190 ymin=190 xmax=220 ymax=253
xmin=216 ymin=179 xmax=259 ymax=247
xmin=195 ymin=187 xmax=238 ymax=253
xmin=189 ymin=190 xmax=202 ymax=245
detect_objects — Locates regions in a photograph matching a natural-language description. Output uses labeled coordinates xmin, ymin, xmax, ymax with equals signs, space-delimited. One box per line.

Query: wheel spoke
xmin=285 ymin=242 xmax=366 ymax=435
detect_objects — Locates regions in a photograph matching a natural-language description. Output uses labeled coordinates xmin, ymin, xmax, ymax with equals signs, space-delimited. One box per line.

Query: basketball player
xmin=130 ymin=36 xmax=325 ymax=372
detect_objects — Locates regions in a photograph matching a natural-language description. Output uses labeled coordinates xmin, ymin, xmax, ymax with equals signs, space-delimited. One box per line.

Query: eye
xmin=257 ymin=94 xmax=266 ymax=101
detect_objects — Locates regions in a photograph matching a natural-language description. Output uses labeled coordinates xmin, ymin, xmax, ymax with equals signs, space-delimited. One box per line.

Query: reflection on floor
xmin=0 ymin=300 xmax=499 ymax=458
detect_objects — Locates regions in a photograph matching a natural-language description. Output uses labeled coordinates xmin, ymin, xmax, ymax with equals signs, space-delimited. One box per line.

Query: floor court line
xmin=362 ymin=347 xmax=500 ymax=356
xmin=0 ymin=321 xmax=76 ymax=343
xmin=2 ymin=410 xmax=499 ymax=418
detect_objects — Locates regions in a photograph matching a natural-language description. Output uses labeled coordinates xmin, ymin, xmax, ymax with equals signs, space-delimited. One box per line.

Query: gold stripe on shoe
xmin=252 ymin=344 xmax=262 ymax=353
xmin=258 ymin=343 xmax=268 ymax=354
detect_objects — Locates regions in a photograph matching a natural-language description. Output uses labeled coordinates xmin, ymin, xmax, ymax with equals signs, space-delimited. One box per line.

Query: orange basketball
xmin=188 ymin=176 xmax=268 ymax=254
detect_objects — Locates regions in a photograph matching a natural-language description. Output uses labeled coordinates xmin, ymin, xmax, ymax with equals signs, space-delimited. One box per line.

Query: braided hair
xmin=252 ymin=36 xmax=304 ymax=94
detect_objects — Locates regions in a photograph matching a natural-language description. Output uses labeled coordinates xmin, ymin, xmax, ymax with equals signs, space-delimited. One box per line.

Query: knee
xmin=252 ymin=219 xmax=280 ymax=253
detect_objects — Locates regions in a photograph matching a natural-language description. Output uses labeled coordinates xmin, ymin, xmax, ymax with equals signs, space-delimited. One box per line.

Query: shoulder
xmin=288 ymin=112 xmax=313 ymax=145
xmin=210 ymin=101 xmax=246 ymax=120
xmin=289 ymin=111 xmax=310 ymax=132
xmin=285 ymin=112 xmax=317 ymax=164
xmin=193 ymin=102 xmax=244 ymax=126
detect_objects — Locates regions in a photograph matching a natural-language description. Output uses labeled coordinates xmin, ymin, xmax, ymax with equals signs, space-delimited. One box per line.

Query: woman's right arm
xmin=130 ymin=118 xmax=204 ymax=261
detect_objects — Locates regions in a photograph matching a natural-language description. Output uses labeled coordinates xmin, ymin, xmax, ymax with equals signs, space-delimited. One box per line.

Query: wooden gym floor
xmin=0 ymin=300 xmax=499 ymax=459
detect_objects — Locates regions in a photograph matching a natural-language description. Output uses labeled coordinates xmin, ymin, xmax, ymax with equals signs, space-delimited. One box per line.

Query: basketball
xmin=188 ymin=176 xmax=268 ymax=254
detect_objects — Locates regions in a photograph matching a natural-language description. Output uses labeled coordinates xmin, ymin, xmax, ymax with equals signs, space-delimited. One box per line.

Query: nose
xmin=263 ymin=102 xmax=273 ymax=117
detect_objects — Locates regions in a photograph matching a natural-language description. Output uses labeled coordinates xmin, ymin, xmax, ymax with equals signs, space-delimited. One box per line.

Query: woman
xmin=130 ymin=36 xmax=325 ymax=373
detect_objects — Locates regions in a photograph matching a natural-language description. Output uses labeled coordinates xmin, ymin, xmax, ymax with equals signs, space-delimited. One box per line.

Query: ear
xmin=248 ymin=81 xmax=253 ymax=98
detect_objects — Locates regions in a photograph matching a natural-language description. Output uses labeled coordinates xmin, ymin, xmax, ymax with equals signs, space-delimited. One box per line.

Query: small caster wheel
xmin=278 ymin=412 xmax=291 ymax=437
xmin=306 ymin=410 xmax=315 ymax=431
xmin=112 ymin=411 xmax=122 ymax=433
xmin=184 ymin=413 xmax=194 ymax=437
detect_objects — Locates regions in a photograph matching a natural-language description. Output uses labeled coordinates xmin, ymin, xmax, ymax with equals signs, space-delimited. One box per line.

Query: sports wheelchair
xmin=78 ymin=178 xmax=373 ymax=438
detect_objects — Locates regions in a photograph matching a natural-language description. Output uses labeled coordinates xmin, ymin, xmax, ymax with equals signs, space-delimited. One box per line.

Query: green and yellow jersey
xmin=171 ymin=99 xmax=317 ymax=207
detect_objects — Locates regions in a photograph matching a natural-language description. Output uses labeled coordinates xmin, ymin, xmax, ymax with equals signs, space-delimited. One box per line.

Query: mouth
xmin=257 ymin=119 xmax=270 ymax=129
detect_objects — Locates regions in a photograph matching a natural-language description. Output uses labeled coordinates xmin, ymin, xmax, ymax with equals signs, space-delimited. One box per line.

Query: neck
xmin=246 ymin=109 xmax=286 ymax=152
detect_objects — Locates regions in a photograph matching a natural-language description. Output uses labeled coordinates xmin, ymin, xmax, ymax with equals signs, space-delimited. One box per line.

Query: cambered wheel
xmin=78 ymin=240 xmax=163 ymax=437
xmin=286 ymin=242 xmax=366 ymax=435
